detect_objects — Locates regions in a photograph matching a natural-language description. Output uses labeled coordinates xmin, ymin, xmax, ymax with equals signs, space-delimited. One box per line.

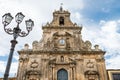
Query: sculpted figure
xmin=66 ymin=38 xmax=70 ymax=50
xmin=32 ymin=41 xmax=38 ymax=50
xmin=84 ymin=40 xmax=92 ymax=51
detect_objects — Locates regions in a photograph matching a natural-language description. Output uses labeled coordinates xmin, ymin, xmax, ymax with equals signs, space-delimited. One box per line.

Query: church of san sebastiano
xmin=1 ymin=6 xmax=120 ymax=80
xmin=16 ymin=7 xmax=109 ymax=80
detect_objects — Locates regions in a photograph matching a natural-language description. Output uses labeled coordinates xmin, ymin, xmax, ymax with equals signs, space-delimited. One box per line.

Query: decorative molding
xmin=42 ymin=26 xmax=82 ymax=30
xmin=18 ymin=50 xmax=106 ymax=55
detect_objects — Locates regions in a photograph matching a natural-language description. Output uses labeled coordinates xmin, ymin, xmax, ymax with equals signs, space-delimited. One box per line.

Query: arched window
xmin=57 ymin=69 xmax=68 ymax=80
xmin=59 ymin=16 xmax=64 ymax=25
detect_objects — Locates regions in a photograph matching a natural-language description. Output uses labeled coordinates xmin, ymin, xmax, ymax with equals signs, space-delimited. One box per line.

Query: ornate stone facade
xmin=17 ymin=7 xmax=108 ymax=80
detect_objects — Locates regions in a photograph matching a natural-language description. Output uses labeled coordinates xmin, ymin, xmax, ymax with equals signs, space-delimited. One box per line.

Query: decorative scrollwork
xmin=30 ymin=60 xmax=38 ymax=68
xmin=4 ymin=27 xmax=13 ymax=35
xmin=2 ymin=12 xmax=34 ymax=39
xmin=86 ymin=60 xmax=94 ymax=68
xmin=19 ymin=31 xmax=29 ymax=37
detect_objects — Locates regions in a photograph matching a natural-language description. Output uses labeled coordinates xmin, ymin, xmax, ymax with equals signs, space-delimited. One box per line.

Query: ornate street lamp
xmin=2 ymin=12 xmax=34 ymax=80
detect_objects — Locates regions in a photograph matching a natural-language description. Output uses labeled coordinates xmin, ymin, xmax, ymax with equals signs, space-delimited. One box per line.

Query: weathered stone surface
xmin=17 ymin=7 xmax=108 ymax=80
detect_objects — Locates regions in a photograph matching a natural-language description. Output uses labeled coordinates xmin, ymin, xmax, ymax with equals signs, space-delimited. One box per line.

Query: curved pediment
xmin=53 ymin=32 xmax=72 ymax=37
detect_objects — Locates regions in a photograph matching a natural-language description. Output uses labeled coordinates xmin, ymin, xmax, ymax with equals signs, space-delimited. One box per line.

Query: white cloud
xmin=106 ymin=54 xmax=120 ymax=69
xmin=0 ymin=60 xmax=18 ymax=77
xmin=71 ymin=12 xmax=83 ymax=24
xmin=0 ymin=61 xmax=5 ymax=74
xmin=99 ymin=20 xmax=120 ymax=49
xmin=82 ymin=20 xmax=120 ymax=69
xmin=10 ymin=62 xmax=18 ymax=76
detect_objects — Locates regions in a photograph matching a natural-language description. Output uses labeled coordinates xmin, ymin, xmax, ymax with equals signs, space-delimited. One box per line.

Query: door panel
xmin=57 ymin=69 xmax=68 ymax=80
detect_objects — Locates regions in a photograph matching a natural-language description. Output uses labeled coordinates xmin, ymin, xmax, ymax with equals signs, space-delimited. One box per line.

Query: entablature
xmin=42 ymin=26 xmax=82 ymax=30
xmin=18 ymin=50 xmax=105 ymax=55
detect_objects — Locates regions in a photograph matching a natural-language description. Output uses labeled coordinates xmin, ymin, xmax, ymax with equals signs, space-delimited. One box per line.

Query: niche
xmin=59 ymin=16 xmax=64 ymax=25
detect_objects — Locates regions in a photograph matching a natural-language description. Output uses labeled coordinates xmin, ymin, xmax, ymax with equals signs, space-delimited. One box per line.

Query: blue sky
xmin=0 ymin=0 xmax=120 ymax=78
xmin=82 ymin=0 xmax=120 ymax=21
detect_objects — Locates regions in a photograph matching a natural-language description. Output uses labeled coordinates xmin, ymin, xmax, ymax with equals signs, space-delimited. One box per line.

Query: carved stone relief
xmin=84 ymin=59 xmax=99 ymax=80
xmin=66 ymin=38 xmax=70 ymax=50
xmin=83 ymin=41 xmax=92 ymax=51
xmin=53 ymin=37 xmax=58 ymax=50
xmin=85 ymin=70 xmax=99 ymax=80
xmin=30 ymin=60 xmax=38 ymax=69
xmin=19 ymin=54 xmax=29 ymax=62
xmin=84 ymin=59 xmax=98 ymax=72
xmin=86 ymin=60 xmax=94 ymax=69
xmin=17 ymin=7 xmax=107 ymax=80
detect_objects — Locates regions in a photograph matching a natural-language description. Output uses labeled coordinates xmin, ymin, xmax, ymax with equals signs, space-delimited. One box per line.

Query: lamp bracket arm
xmin=18 ymin=31 xmax=30 ymax=37
xmin=4 ymin=26 xmax=13 ymax=35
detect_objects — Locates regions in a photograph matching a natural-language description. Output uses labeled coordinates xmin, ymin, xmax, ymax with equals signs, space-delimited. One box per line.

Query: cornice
xmin=18 ymin=50 xmax=106 ymax=55
xmin=42 ymin=26 xmax=82 ymax=30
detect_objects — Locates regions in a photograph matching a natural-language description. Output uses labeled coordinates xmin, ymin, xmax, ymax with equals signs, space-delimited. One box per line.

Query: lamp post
xmin=2 ymin=12 xmax=34 ymax=80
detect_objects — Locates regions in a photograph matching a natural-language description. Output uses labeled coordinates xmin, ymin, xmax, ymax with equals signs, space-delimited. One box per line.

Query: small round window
xmin=59 ymin=39 xmax=65 ymax=45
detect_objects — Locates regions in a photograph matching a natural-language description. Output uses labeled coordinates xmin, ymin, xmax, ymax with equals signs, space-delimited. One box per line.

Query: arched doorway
xmin=57 ymin=69 xmax=68 ymax=80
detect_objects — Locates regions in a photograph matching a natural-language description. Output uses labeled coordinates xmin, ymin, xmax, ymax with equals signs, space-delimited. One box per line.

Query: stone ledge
xmin=18 ymin=50 xmax=106 ymax=55
xmin=42 ymin=26 xmax=82 ymax=30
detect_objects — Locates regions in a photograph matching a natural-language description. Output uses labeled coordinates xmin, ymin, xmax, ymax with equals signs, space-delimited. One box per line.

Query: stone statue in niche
xmin=61 ymin=56 xmax=64 ymax=62
xmin=53 ymin=38 xmax=58 ymax=50
xmin=46 ymin=38 xmax=51 ymax=49
xmin=73 ymin=35 xmax=79 ymax=50
xmin=66 ymin=38 xmax=70 ymax=50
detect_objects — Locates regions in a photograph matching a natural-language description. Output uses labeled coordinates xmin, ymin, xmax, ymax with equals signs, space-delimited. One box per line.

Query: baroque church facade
xmin=17 ymin=7 xmax=108 ymax=80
